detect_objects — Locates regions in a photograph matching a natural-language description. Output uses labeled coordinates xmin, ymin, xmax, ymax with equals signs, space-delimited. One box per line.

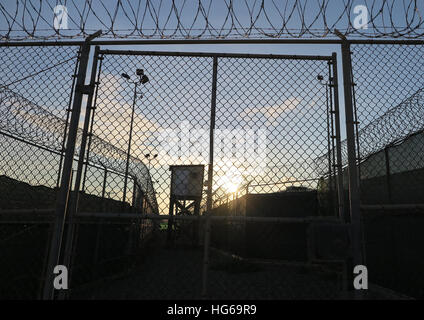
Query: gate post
xmin=331 ymin=53 xmax=347 ymax=222
xmin=384 ymin=147 xmax=393 ymax=203
xmin=339 ymin=39 xmax=365 ymax=273
xmin=202 ymin=56 xmax=218 ymax=298
xmin=42 ymin=32 xmax=101 ymax=300
xmin=59 ymin=46 xmax=102 ymax=300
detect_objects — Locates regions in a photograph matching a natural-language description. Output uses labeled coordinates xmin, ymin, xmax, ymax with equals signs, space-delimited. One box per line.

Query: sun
xmin=223 ymin=180 xmax=240 ymax=193
xmin=216 ymin=170 xmax=244 ymax=194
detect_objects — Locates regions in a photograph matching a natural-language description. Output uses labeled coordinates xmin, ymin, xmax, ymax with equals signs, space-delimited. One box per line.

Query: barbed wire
xmin=0 ymin=0 xmax=424 ymax=41
xmin=0 ymin=86 xmax=159 ymax=212
xmin=314 ymin=87 xmax=424 ymax=176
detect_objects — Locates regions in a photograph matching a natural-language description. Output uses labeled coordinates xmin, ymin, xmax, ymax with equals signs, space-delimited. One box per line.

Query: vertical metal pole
xmin=42 ymin=42 xmax=92 ymax=300
xmin=102 ymin=168 xmax=108 ymax=209
xmin=167 ymin=169 xmax=175 ymax=245
xmin=57 ymin=60 xmax=80 ymax=189
xmin=351 ymin=79 xmax=362 ymax=185
xmin=62 ymin=45 xmax=101 ymax=252
xmin=331 ymin=53 xmax=347 ymax=222
xmin=384 ymin=147 xmax=393 ymax=203
xmin=57 ymin=46 xmax=102 ymax=301
xmin=324 ymin=80 xmax=334 ymax=215
xmin=167 ymin=196 xmax=175 ymax=244
xmin=92 ymin=167 xmax=107 ymax=273
xmin=340 ymin=42 xmax=364 ymax=269
xmin=123 ymin=83 xmax=138 ymax=206
xmin=126 ymin=176 xmax=138 ymax=255
xmin=82 ymin=53 xmax=104 ymax=193
xmin=202 ymin=56 xmax=218 ymax=298
xmin=328 ymin=61 xmax=337 ymax=215
xmin=132 ymin=177 xmax=138 ymax=209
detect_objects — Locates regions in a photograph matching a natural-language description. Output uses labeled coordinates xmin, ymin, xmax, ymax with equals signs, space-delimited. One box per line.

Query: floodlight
xmin=141 ymin=74 xmax=149 ymax=84
xmin=121 ymin=73 xmax=131 ymax=80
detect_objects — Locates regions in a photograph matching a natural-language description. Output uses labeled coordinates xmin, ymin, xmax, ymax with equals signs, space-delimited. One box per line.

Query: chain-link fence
xmin=1 ymin=40 xmax=423 ymax=300
xmin=349 ymin=43 xmax=424 ymax=299
xmin=350 ymin=43 xmax=424 ymax=206
xmin=0 ymin=44 xmax=78 ymax=299
xmin=0 ymin=44 xmax=159 ymax=299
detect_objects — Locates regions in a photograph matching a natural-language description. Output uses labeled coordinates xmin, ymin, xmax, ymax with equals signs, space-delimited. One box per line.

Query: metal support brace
xmin=42 ymin=31 xmax=101 ymax=300
xmin=201 ymin=56 xmax=218 ymax=299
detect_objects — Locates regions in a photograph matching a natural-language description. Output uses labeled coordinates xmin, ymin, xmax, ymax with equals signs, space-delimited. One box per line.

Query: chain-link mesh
xmin=91 ymin=51 xmax=213 ymax=215
xmin=0 ymin=45 xmax=78 ymax=202
xmin=349 ymin=44 xmax=424 ymax=299
xmin=214 ymin=56 xmax=336 ymax=214
xmin=63 ymin=49 xmax=351 ymax=300
xmin=349 ymin=44 xmax=424 ymax=206
xmin=0 ymin=45 xmax=159 ymax=299
xmin=70 ymin=215 xmax=203 ymax=299
xmin=0 ymin=45 xmax=79 ymax=299
xmin=92 ymin=51 xmax=340 ymax=217
xmin=2 ymin=42 xmax=422 ymax=300
xmin=208 ymin=217 xmax=347 ymax=299
xmin=66 ymin=215 xmax=407 ymax=300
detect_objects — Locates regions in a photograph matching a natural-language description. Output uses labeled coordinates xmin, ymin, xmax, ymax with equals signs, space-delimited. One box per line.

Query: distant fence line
xmin=314 ymin=87 xmax=424 ymax=176
xmin=0 ymin=86 xmax=158 ymax=213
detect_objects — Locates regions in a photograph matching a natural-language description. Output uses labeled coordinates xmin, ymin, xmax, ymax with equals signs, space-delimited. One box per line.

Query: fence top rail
xmin=99 ymin=49 xmax=333 ymax=61
xmin=2 ymin=38 xmax=424 ymax=48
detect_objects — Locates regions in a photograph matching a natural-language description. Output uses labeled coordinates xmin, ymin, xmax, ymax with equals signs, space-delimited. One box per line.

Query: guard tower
xmin=167 ymin=165 xmax=204 ymax=245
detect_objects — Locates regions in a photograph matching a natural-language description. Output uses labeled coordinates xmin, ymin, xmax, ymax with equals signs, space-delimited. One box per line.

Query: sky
xmin=1 ymin=1 xmax=423 ymax=214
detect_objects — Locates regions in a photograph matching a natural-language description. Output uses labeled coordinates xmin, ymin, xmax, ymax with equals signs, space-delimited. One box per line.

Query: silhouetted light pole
xmin=121 ymin=69 xmax=149 ymax=205
xmin=318 ymin=74 xmax=336 ymax=216
xmin=143 ymin=153 xmax=158 ymax=212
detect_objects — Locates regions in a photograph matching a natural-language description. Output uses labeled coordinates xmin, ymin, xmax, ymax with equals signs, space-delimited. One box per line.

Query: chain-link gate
xmin=2 ymin=39 xmax=422 ymax=300
xmin=61 ymin=48 xmax=348 ymax=299
xmin=89 ymin=50 xmax=343 ymax=218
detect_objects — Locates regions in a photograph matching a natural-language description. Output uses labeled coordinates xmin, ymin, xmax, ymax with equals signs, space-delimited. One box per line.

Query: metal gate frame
xmin=89 ymin=48 xmax=346 ymax=214
xmin=60 ymin=48 xmax=347 ymax=298
xmin=4 ymin=37 xmax=407 ymax=299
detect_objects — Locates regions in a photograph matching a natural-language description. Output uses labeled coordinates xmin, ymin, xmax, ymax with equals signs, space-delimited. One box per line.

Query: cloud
xmin=90 ymin=73 xmax=161 ymax=157
xmin=240 ymin=97 xmax=302 ymax=127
